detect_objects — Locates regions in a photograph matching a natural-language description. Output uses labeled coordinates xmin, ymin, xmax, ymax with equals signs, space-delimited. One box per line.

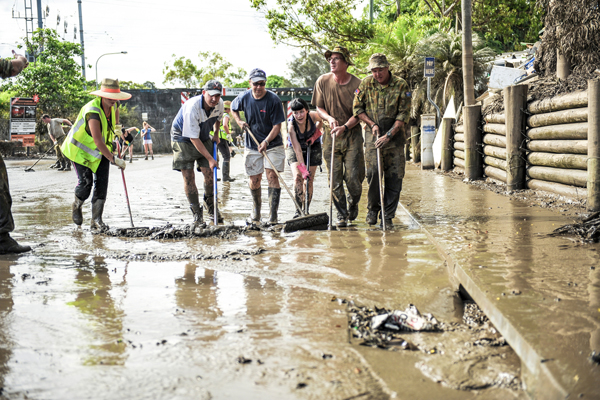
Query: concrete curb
xmin=398 ymin=201 xmax=569 ymax=399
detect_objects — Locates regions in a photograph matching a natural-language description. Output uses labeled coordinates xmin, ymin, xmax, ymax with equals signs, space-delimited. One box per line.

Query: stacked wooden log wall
xmin=483 ymin=113 xmax=507 ymax=183
xmin=453 ymin=122 xmax=465 ymax=173
xmin=525 ymin=91 xmax=588 ymax=198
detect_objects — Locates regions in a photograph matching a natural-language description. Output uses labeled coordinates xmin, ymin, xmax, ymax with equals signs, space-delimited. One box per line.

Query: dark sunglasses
xmin=252 ymin=81 xmax=266 ymax=87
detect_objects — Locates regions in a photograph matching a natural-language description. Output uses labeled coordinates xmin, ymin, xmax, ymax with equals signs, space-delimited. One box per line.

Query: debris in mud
xmin=111 ymin=248 xmax=266 ymax=262
xmin=348 ymin=303 xmax=438 ymax=349
xmin=99 ymin=223 xmax=251 ymax=240
xmin=590 ymin=351 xmax=600 ymax=365
xmin=551 ymin=212 xmax=600 ymax=242
xmin=237 ymin=356 xmax=252 ymax=364
xmin=345 ymin=299 xmax=522 ymax=392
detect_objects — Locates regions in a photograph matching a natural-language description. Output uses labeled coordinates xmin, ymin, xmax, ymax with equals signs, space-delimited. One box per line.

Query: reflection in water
xmin=67 ymin=255 xmax=127 ymax=366
xmin=0 ymin=264 xmax=14 ymax=388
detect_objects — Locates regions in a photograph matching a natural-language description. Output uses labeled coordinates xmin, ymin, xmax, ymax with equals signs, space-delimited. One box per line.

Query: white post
xmin=421 ymin=114 xmax=436 ymax=169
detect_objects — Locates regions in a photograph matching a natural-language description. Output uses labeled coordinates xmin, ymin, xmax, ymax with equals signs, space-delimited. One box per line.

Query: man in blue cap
xmin=232 ymin=68 xmax=286 ymax=225
xmin=171 ymin=80 xmax=223 ymax=228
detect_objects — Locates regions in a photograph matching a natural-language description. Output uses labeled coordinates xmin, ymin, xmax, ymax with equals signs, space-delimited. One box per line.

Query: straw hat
xmin=90 ymin=78 xmax=132 ymax=100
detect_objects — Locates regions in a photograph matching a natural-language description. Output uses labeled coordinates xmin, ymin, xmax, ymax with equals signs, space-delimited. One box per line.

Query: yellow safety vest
xmin=61 ymin=97 xmax=116 ymax=173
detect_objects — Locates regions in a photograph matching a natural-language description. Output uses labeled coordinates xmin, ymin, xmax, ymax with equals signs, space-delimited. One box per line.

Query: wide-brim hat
xmin=324 ymin=45 xmax=354 ymax=66
xmin=368 ymin=53 xmax=389 ymax=70
xmin=90 ymin=78 xmax=132 ymax=100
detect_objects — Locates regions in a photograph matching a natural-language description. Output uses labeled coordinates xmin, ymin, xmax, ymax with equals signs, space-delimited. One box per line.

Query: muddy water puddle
xmin=2 ymin=157 xmax=525 ymax=399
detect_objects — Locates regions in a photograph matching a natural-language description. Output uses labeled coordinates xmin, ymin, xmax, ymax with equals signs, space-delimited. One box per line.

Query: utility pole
xmin=36 ymin=0 xmax=42 ymax=29
xmin=78 ymin=0 xmax=87 ymax=83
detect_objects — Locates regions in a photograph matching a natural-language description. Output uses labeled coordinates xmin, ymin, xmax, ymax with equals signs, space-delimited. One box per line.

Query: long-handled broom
xmin=245 ymin=128 xmax=328 ymax=233
xmin=24 ymin=144 xmax=58 ymax=172
xmin=213 ymin=141 xmax=219 ymax=226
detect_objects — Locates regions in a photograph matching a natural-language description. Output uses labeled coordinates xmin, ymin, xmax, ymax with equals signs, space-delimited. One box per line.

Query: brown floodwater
xmin=1 ymin=156 xmax=525 ymax=399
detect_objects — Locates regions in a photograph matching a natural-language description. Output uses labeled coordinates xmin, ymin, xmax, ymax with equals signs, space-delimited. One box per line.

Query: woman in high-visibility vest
xmin=61 ymin=78 xmax=130 ymax=230
xmin=210 ymin=100 xmax=236 ymax=182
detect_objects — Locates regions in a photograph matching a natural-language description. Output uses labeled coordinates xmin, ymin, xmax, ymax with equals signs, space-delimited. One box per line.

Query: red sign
xmin=11 ymin=134 xmax=36 ymax=147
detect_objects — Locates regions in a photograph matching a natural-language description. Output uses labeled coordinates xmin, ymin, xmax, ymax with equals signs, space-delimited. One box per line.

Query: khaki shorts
xmin=245 ymin=145 xmax=285 ymax=176
xmin=172 ymin=139 xmax=214 ymax=171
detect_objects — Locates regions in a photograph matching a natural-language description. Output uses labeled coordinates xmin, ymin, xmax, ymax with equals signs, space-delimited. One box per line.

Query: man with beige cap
xmin=353 ymin=53 xmax=411 ymax=228
xmin=312 ymin=45 xmax=364 ymax=227
xmin=61 ymin=78 xmax=129 ymax=231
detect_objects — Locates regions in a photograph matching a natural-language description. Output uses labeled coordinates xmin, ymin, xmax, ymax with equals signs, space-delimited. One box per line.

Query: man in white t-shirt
xmin=171 ymin=80 xmax=223 ymax=227
xmin=41 ymin=114 xmax=73 ymax=171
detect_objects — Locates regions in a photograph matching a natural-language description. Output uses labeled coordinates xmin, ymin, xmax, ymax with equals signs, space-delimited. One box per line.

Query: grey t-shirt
xmin=47 ymin=118 xmax=67 ymax=140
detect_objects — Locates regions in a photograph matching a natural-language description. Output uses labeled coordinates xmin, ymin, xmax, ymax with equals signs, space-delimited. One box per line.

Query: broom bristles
xmin=283 ymin=212 xmax=329 ymax=233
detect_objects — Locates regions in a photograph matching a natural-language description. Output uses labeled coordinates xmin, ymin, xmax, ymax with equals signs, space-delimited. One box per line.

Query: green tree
xmin=1 ymin=28 xmax=91 ymax=121
xmin=163 ymin=51 xmax=246 ymax=88
xmin=266 ymin=75 xmax=292 ymax=88
xmin=251 ymin=0 xmax=375 ymax=55
xmin=120 ymin=80 xmax=156 ymax=90
xmin=288 ymin=50 xmax=330 ymax=87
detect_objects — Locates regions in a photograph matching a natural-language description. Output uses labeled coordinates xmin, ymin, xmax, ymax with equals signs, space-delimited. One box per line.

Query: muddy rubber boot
xmin=222 ymin=161 xmax=235 ymax=182
xmin=64 ymin=160 xmax=71 ymax=171
xmin=203 ymin=195 xmax=224 ymax=223
xmin=90 ymin=199 xmax=109 ymax=231
xmin=151 ymin=154 xmax=154 ymax=160
xmin=145 ymin=155 xmax=148 ymax=160
xmin=50 ymin=160 xmax=60 ymax=169
xmin=190 ymin=203 xmax=205 ymax=229
xmin=0 ymin=233 xmax=31 ymax=255
xmin=129 ymin=155 xmax=133 ymax=163
xmin=248 ymin=188 xmax=261 ymax=224
xmin=293 ymin=191 xmax=303 ymax=219
xmin=57 ymin=161 xmax=65 ymax=171
xmin=72 ymin=195 xmax=85 ymax=226
xmin=268 ymin=187 xmax=281 ymax=225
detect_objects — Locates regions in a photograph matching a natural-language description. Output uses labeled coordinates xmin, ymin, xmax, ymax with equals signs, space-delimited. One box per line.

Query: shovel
xmin=245 ymin=128 xmax=328 ymax=233
xmin=24 ymin=145 xmax=58 ymax=172
xmin=213 ymin=141 xmax=219 ymax=226
xmin=377 ymin=147 xmax=386 ymax=231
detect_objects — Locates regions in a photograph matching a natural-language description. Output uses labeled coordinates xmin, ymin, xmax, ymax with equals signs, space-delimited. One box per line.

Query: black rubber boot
xmin=293 ymin=191 xmax=303 ymax=219
xmin=90 ymin=199 xmax=109 ymax=231
xmin=63 ymin=159 xmax=71 ymax=171
xmin=222 ymin=161 xmax=235 ymax=182
xmin=268 ymin=187 xmax=281 ymax=224
xmin=190 ymin=203 xmax=204 ymax=229
xmin=203 ymin=194 xmax=223 ymax=223
xmin=57 ymin=161 xmax=65 ymax=171
xmin=248 ymin=188 xmax=261 ymax=223
xmin=0 ymin=233 xmax=31 ymax=255
xmin=72 ymin=195 xmax=85 ymax=226
xmin=50 ymin=160 xmax=60 ymax=169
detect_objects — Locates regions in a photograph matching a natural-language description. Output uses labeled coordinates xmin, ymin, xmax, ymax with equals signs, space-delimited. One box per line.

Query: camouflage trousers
xmin=55 ymin=135 xmax=66 ymax=162
xmin=322 ymin=128 xmax=365 ymax=220
xmin=0 ymin=153 xmax=14 ymax=235
xmin=365 ymin=143 xmax=406 ymax=220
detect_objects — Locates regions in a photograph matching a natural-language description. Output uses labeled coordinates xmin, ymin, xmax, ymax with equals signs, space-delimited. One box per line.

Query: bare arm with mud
xmin=257 ymin=124 xmax=281 ymax=153
xmin=212 ymin=120 xmax=221 ymax=144
xmin=88 ymin=119 xmax=116 ymax=163
xmin=288 ymin=123 xmax=304 ymax=167
xmin=232 ymin=111 xmax=249 ymax=131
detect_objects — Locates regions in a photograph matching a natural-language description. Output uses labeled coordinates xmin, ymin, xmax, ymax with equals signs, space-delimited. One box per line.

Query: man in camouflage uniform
xmin=0 ymin=53 xmax=31 ymax=254
xmin=353 ymin=53 xmax=411 ymax=228
xmin=41 ymin=114 xmax=73 ymax=171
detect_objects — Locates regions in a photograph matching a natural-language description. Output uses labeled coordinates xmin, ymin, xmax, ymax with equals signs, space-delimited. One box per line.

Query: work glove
xmin=113 ymin=157 xmax=126 ymax=170
xmin=297 ymin=163 xmax=310 ymax=180
xmin=114 ymin=124 xmax=123 ymax=138
xmin=306 ymin=129 xmax=323 ymax=146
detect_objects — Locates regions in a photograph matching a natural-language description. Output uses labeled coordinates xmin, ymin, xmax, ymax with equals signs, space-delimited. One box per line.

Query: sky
xmin=0 ymin=0 xmax=310 ymax=88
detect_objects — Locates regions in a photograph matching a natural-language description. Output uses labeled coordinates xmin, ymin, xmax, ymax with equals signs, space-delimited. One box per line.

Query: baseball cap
xmin=249 ymin=68 xmax=267 ymax=83
xmin=204 ymin=80 xmax=223 ymax=96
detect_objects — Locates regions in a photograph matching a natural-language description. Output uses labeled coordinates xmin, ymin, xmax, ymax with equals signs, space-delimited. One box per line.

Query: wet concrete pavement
xmin=400 ymin=166 xmax=600 ymax=399
xmin=0 ymin=154 xmax=550 ymax=399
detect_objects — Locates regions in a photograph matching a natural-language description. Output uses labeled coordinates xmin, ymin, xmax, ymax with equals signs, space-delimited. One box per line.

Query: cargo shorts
xmin=244 ymin=145 xmax=285 ymax=176
xmin=172 ymin=139 xmax=214 ymax=171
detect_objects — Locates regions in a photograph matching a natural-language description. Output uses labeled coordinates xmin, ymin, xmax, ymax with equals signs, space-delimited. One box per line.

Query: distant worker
xmin=141 ymin=121 xmax=155 ymax=160
xmin=312 ymin=45 xmax=364 ymax=227
xmin=119 ymin=126 xmax=139 ymax=163
xmin=60 ymin=78 xmax=129 ymax=230
xmin=353 ymin=53 xmax=411 ymax=228
xmin=0 ymin=51 xmax=31 ymax=254
xmin=210 ymin=100 xmax=235 ymax=182
xmin=286 ymin=98 xmax=324 ymax=217
xmin=232 ymin=68 xmax=286 ymax=225
xmin=41 ymin=114 xmax=73 ymax=171
xmin=170 ymin=80 xmax=223 ymax=228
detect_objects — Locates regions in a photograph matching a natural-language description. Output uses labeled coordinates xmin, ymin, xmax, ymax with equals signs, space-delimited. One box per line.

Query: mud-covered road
xmin=1 ymin=155 xmax=525 ymax=399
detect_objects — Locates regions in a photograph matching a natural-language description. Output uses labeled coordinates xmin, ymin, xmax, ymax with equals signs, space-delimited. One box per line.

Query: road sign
xmin=424 ymin=57 xmax=435 ymax=78
xmin=10 ymin=97 xmax=37 ymax=147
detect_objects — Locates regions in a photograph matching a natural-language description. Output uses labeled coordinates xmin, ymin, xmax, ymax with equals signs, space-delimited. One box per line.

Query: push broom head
xmin=283 ymin=212 xmax=329 ymax=233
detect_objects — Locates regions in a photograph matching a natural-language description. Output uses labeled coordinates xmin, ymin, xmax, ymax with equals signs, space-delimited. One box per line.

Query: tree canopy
xmin=162 ymin=51 xmax=246 ymax=88
xmin=287 ymin=50 xmax=330 ymax=87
